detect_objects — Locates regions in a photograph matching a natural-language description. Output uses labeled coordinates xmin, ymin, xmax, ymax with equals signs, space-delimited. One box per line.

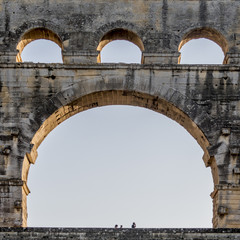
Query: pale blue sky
xmin=22 ymin=39 xmax=224 ymax=228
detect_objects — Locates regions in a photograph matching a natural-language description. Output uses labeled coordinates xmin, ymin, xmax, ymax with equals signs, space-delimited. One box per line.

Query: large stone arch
xmin=19 ymin=75 xmax=219 ymax=227
xmin=25 ymin=90 xmax=212 ymax=176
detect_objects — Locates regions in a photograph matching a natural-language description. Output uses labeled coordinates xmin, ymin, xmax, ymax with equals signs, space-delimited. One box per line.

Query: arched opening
xmin=100 ymin=40 xmax=142 ymax=63
xmin=180 ymin=39 xmax=224 ymax=64
xmin=179 ymin=27 xmax=228 ymax=64
xmin=16 ymin=28 xmax=63 ymax=63
xmin=22 ymin=90 xmax=216 ymax=227
xmin=97 ymin=29 xmax=144 ymax=63
xmin=21 ymin=39 xmax=63 ymax=63
xmin=27 ymin=106 xmax=212 ymax=228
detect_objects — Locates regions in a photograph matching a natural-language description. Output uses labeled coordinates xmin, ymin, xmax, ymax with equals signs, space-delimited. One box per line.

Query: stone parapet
xmin=1 ymin=228 xmax=240 ymax=239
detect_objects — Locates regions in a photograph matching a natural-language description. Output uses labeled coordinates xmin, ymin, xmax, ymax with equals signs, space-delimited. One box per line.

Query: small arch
xmin=97 ymin=28 xmax=144 ymax=63
xmin=16 ymin=28 xmax=63 ymax=62
xmin=178 ymin=27 xmax=228 ymax=64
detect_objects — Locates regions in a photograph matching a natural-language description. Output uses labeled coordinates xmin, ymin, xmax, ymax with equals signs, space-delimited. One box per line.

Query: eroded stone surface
xmin=0 ymin=228 xmax=240 ymax=240
xmin=1 ymin=0 xmax=240 ymax=229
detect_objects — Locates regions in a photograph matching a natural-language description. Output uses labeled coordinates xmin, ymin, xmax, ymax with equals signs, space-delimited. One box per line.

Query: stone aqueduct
xmin=0 ymin=0 xmax=240 ymax=229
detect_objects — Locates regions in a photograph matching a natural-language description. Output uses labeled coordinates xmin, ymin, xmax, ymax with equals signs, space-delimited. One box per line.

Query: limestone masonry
xmin=0 ymin=228 xmax=240 ymax=240
xmin=1 ymin=0 xmax=240 ymax=233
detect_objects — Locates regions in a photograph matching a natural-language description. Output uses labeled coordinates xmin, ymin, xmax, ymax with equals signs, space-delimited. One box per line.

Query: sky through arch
xmin=100 ymin=40 xmax=142 ymax=63
xmin=21 ymin=39 xmax=63 ymax=63
xmin=180 ymin=38 xmax=224 ymax=64
xmin=22 ymin=38 xmax=220 ymax=228
xmin=28 ymin=106 xmax=212 ymax=228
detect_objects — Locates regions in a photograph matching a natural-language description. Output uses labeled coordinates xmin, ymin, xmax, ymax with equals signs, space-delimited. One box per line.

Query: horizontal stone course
xmin=1 ymin=228 xmax=240 ymax=240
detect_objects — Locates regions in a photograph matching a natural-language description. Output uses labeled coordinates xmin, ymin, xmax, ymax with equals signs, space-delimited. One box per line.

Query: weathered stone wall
xmin=0 ymin=0 xmax=239 ymax=63
xmin=1 ymin=0 xmax=240 ymax=229
xmin=1 ymin=62 xmax=240 ymax=228
xmin=1 ymin=228 xmax=240 ymax=240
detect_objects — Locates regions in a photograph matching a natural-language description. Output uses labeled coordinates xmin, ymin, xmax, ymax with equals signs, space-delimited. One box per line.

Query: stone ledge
xmin=0 ymin=62 xmax=239 ymax=71
xmin=1 ymin=228 xmax=240 ymax=239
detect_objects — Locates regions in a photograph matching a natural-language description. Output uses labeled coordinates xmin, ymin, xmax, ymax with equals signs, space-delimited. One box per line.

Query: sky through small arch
xmin=180 ymin=38 xmax=224 ymax=64
xmin=21 ymin=39 xmax=63 ymax=63
xmin=100 ymin=40 xmax=142 ymax=63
